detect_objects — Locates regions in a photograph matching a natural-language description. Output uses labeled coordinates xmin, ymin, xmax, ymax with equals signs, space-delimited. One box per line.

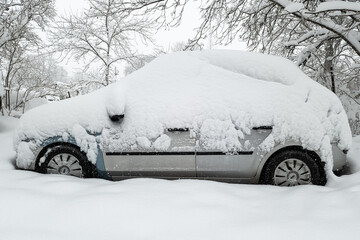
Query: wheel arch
xmin=35 ymin=141 xmax=84 ymax=173
xmin=34 ymin=136 xmax=110 ymax=179
xmin=255 ymin=143 xmax=326 ymax=183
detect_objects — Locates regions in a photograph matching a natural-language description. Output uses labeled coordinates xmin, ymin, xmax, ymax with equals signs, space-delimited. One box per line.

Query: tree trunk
xmin=330 ymin=66 xmax=335 ymax=94
xmin=0 ymin=96 xmax=3 ymax=116
xmin=105 ymin=64 xmax=110 ymax=86
xmin=324 ymin=40 xmax=336 ymax=94
xmin=5 ymin=89 xmax=11 ymax=111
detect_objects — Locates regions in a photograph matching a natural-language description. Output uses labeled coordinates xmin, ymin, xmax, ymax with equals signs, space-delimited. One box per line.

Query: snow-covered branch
xmin=316 ymin=1 xmax=360 ymax=14
xmin=50 ymin=0 xmax=156 ymax=85
xmin=270 ymin=0 xmax=360 ymax=56
xmin=0 ymin=0 xmax=55 ymax=48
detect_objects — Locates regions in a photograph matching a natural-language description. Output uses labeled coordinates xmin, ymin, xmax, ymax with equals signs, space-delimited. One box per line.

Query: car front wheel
xmin=260 ymin=150 xmax=326 ymax=186
xmin=40 ymin=145 xmax=94 ymax=178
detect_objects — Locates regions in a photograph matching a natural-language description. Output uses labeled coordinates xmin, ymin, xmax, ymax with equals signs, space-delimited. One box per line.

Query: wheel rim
xmin=273 ymin=158 xmax=311 ymax=186
xmin=46 ymin=153 xmax=83 ymax=177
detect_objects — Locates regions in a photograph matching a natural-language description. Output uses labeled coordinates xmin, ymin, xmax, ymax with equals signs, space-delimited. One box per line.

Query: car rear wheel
xmin=40 ymin=145 xmax=94 ymax=178
xmin=260 ymin=150 xmax=326 ymax=186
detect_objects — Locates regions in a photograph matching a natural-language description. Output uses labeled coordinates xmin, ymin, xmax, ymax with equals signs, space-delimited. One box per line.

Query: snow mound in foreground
xmin=14 ymin=50 xmax=352 ymax=171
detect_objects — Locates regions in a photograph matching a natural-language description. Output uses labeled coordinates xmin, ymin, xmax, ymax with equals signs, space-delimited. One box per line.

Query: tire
xmin=38 ymin=145 xmax=95 ymax=178
xmin=260 ymin=149 xmax=326 ymax=186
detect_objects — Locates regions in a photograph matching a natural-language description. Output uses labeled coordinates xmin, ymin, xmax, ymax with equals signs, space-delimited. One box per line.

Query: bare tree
xmin=0 ymin=0 xmax=55 ymax=48
xmin=0 ymin=0 xmax=55 ymax=114
xmin=1 ymin=52 xmax=68 ymax=114
xmin=1 ymin=38 xmax=29 ymax=111
xmin=125 ymin=1 xmax=360 ymax=55
xmin=51 ymin=0 xmax=156 ymax=86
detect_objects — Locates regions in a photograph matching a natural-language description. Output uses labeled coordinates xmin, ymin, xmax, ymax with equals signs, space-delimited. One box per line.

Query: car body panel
xmin=20 ymin=127 xmax=347 ymax=183
xmin=103 ymin=127 xmax=270 ymax=180
xmin=100 ymin=126 xmax=345 ymax=182
xmin=195 ymin=128 xmax=272 ymax=179
xmin=332 ymin=143 xmax=347 ymax=171
xmin=105 ymin=153 xmax=196 ymax=178
xmin=195 ymin=153 xmax=256 ymax=178
xmin=103 ymin=128 xmax=196 ymax=178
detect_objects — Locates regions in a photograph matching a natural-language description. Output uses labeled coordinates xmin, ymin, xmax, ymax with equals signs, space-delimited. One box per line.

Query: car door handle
xmin=167 ymin=128 xmax=189 ymax=132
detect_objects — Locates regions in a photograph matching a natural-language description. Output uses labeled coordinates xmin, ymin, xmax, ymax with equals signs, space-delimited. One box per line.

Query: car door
xmin=195 ymin=127 xmax=272 ymax=179
xmin=104 ymin=128 xmax=196 ymax=179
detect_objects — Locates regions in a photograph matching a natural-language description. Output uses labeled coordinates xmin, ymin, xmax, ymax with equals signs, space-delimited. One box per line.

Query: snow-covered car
xmin=14 ymin=50 xmax=352 ymax=186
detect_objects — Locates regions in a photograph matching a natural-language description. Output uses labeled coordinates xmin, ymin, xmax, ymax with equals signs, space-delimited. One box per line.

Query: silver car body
xmin=100 ymin=127 xmax=346 ymax=182
xmin=20 ymin=126 xmax=347 ymax=183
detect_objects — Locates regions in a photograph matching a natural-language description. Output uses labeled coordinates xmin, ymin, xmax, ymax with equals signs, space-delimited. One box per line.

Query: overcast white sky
xmin=54 ymin=0 xmax=247 ymax=77
xmin=56 ymin=0 xmax=87 ymax=15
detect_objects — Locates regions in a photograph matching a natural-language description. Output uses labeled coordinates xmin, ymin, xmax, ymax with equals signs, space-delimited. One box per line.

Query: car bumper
xmin=332 ymin=143 xmax=347 ymax=171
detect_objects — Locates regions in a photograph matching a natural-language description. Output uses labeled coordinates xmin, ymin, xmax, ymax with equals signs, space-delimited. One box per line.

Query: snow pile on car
xmin=14 ymin=50 xmax=352 ymax=171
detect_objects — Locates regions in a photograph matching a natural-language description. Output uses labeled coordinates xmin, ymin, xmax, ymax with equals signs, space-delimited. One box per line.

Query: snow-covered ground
xmin=1 ymin=116 xmax=360 ymax=240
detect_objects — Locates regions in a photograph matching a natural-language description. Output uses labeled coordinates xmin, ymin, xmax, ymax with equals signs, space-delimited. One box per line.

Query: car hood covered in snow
xmin=14 ymin=50 xmax=352 ymax=170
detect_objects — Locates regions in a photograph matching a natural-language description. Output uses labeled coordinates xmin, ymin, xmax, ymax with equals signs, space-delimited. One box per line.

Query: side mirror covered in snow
xmin=109 ymin=114 xmax=124 ymax=122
